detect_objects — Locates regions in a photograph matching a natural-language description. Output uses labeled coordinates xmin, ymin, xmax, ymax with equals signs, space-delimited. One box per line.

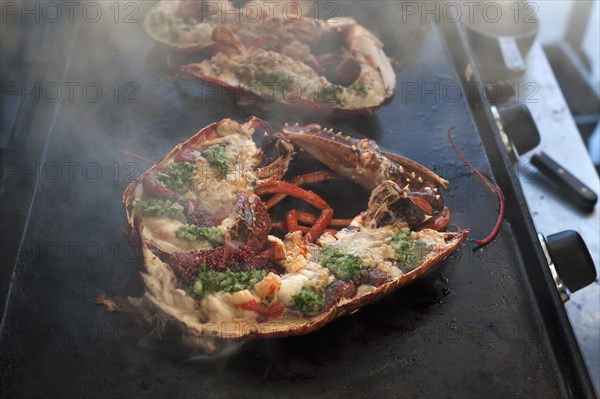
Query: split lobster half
xmin=122 ymin=118 xmax=466 ymax=352
xmin=144 ymin=0 xmax=396 ymax=114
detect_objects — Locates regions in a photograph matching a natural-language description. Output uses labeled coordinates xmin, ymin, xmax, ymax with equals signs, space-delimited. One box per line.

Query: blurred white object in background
xmin=590 ymin=125 xmax=600 ymax=164
xmin=537 ymin=0 xmax=600 ymax=84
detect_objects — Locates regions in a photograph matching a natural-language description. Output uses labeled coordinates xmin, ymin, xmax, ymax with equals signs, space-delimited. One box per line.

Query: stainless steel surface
xmin=516 ymin=43 xmax=600 ymax=392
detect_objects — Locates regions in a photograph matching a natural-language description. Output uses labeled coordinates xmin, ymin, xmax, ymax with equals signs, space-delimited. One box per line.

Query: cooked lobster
xmin=122 ymin=118 xmax=466 ymax=352
xmin=144 ymin=0 xmax=396 ymax=114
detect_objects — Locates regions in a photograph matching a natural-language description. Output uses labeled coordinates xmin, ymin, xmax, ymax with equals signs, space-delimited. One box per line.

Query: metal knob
xmin=539 ymin=231 xmax=597 ymax=302
xmin=497 ymin=102 xmax=540 ymax=155
xmin=491 ymin=103 xmax=540 ymax=164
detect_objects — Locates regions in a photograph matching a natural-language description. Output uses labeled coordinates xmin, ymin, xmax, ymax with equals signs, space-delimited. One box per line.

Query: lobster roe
xmin=167 ymin=244 xmax=281 ymax=283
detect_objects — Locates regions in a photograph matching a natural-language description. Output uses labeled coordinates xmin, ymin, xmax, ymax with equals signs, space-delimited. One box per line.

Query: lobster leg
xmin=286 ymin=210 xmax=301 ymax=233
xmin=305 ymin=208 xmax=334 ymax=243
xmin=283 ymin=208 xmax=334 ymax=243
xmin=271 ymin=221 xmax=288 ymax=231
xmin=257 ymin=181 xmax=336 ymax=242
xmin=256 ymin=181 xmax=330 ymax=210
xmin=272 ymin=222 xmax=338 ymax=236
xmin=295 ymin=210 xmax=352 ymax=228
xmin=265 ymin=170 xmax=339 ymax=209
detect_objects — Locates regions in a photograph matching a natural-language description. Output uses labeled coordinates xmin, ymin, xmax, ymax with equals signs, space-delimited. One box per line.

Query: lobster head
xmin=281 ymin=123 xmax=451 ymax=231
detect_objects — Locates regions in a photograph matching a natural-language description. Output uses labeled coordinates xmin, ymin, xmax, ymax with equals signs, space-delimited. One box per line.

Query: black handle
xmin=531 ymin=152 xmax=598 ymax=212
xmin=546 ymin=231 xmax=597 ymax=293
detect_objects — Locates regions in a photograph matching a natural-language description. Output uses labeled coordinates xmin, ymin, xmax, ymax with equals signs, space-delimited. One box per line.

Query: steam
xmin=1 ymin=0 xmax=580 ymax=358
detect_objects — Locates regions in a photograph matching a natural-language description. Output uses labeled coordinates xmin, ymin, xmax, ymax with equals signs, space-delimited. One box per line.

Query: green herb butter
xmin=314 ymin=84 xmax=346 ymax=106
xmin=132 ymin=199 xmax=185 ymax=221
xmin=202 ymin=145 xmax=230 ymax=179
xmin=191 ymin=269 xmax=267 ymax=299
xmin=350 ymin=80 xmax=368 ymax=96
xmin=160 ymin=162 xmax=195 ymax=194
xmin=176 ymin=225 xmax=224 ymax=245
xmin=319 ymin=245 xmax=363 ymax=281
xmin=390 ymin=227 xmax=426 ymax=269
xmin=292 ymin=286 xmax=325 ymax=316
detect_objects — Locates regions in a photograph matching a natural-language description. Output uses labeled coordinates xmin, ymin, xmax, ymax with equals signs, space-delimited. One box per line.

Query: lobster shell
xmin=143 ymin=1 xmax=210 ymax=53
xmin=180 ymin=63 xmax=388 ymax=117
xmin=133 ymin=224 xmax=465 ymax=351
xmin=144 ymin=1 xmax=396 ymax=115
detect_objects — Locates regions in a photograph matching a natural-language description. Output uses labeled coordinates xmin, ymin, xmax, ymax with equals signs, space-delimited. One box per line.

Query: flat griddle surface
xmin=0 ymin=3 xmax=588 ymax=398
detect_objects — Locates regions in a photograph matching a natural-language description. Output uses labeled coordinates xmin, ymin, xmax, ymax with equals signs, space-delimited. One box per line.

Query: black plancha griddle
xmin=0 ymin=2 xmax=596 ymax=398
